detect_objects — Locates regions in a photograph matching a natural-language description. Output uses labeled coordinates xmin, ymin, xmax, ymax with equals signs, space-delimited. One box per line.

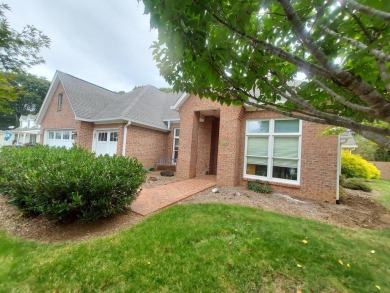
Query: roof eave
xmin=171 ymin=93 xmax=190 ymax=111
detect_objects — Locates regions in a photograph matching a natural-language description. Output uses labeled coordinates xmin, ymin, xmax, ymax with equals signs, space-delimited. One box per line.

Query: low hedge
xmin=341 ymin=178 xmax=372 ymax=192
xmin=341 ymin=151 xmax=380 ymax=180
xmin=0 ymin=145 xmax=145 ymax=222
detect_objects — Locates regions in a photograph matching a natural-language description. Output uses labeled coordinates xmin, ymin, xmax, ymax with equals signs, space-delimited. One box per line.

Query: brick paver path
xmin=131 ymin=178 xmax=216 ymax=216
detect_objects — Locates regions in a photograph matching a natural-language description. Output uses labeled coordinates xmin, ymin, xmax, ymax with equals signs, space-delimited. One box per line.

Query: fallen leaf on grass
xmin=338 ymin=259 xmax=344 ymax=266
xmin=347 ymin=263 xmax=350 ymax=268
xmin=296 ymin=264 xmax=302 ymax=268
xmin=371 ymin=250 xmax=376 ymax=254
xmin=302 ymin=240 xmax=308 ymax=244
xmin=375 ymin=285 xmax=381 ymax=290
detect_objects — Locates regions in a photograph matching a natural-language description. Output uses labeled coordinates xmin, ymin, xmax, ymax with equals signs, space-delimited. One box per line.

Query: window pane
xmin=247 ymin=120 xmax=269 ymax=133
xmin=273 ymin=137 xmax=298 ymax=158
xmin=273 ymin=158 xmax=298 ymax=168
xmin=110 ymin=132 xmax=118 ymax=142
xmin=274 ymin=120 xmax=299 ymax=133
xmin=63 ymin=132 xmax=70 ymax=140
xmin=247 ymin=156 xmax=268 ymax=165
xmin=246 ymin=164 xmax=267 ymax=176
xmin=48 ymin=132 xmax=54 ymax=139
xmin=98 ymin=132 xmax=107 ymax=142
xmin=174 ymin=138 xmax=179 ymax=147
xmin=247 ymin=137 xmax=268 ymax=156
xmin=55 ymin=132 xmax=62 ymax=139
xmin=174 ymin=128 xmax=180 ymax=137
xmin=273 ymin=165 xmax=298 ymax=180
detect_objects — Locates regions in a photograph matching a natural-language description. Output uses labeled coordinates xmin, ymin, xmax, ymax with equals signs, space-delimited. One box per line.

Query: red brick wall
xmin=177 ymin=95 xmax=223 ymax=179
xmin=217 ymin=105 xmax=244 ymax=185
xmin=178 ymin=95 xmax=338 ymax=202
xmin=125 ymin=125 xmax=168 ymax=168
xmin=76 ymin=121 xmax=94 ymax=151
xmin=40 ymin=83 xmax=77 ymax=143
xmin=370 ymin=162 xmax=390 ymax=180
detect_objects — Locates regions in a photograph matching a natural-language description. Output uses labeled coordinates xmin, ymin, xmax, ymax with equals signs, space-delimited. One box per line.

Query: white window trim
xmin=44 ymin=129 xmax=75 ymax=145
xmin=171 ymin=128 xmax=179 ymax=165
xmin=243 ymin=118 xmax=302 ymax=185
xmin=91 ymin=128 xmax=119 ymax=154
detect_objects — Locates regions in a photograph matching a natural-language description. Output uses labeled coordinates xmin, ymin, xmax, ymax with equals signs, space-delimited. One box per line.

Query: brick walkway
xmin=131 ymin=178 xmax=216 ymax=216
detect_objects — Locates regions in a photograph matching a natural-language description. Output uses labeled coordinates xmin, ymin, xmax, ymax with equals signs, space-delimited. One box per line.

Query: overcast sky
xmin=6 ymin=0 xmax=168 ymax=92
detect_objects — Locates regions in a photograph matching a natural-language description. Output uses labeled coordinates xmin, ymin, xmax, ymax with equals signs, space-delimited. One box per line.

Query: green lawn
xmin=1 ymin=204 xmax=389 ymax=292
xmin=371 ymin=179 xmax=390 ymax=210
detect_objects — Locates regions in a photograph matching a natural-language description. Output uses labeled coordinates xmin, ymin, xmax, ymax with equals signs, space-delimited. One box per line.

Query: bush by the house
xmin=341 ymin=151 xmax=380 ymax=180
xmin=0 ymin=145 xmax=145 ymax=222
xmin=341 ymin=178 xmax=372 ymax=192
xmin=247 ymin=180 xmax=273 ymax=194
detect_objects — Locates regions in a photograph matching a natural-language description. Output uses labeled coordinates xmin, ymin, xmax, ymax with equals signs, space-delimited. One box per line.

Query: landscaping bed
xmin=0 ymin=173 xmax=389 ymax=242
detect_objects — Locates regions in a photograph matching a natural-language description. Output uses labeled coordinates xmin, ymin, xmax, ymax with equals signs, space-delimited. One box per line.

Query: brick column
xmin=217 ymin=106 xmax=244 ymax=186
xmin=176 ymin=111 xmax=199 ymax=179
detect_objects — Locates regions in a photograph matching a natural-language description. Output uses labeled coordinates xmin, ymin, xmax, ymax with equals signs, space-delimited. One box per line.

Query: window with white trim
xmin=172 ymin=128 xmax=179 ymax=164
xmin=244 ymin=119 xmax=301 ymax=183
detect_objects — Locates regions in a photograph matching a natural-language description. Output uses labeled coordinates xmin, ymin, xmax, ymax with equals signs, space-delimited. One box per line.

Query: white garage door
xmin=94 ymin=130 xmax=118 ymax=156
xmin=46 ymin=130 xmax=75 ymax=149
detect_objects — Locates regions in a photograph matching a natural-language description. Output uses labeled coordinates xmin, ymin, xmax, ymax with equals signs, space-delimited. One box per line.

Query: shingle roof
xmin=56 ymin=71 xmax=180 ymax=130
xmin=340 ymin=130 xmax=358 ymax=148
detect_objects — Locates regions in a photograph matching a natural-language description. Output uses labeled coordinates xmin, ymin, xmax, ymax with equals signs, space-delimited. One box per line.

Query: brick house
xmin=37 ymin=71 xmax=340 ymax=202
xmin=171 ymin=94 xmax=339 ymax=202
xmin=36 ymin=71 xmax=180 ymax=167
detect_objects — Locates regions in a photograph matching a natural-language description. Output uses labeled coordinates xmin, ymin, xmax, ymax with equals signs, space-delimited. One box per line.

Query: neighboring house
xmin=36 ymin=71 xmax=181 ymax=168
xmin=38 ymin=71 xmax=340 ymax=203
xmin=340 ymin=130 xmax=358 ymax=153
xmin=12 ymin=114 xmax=40 ymax=145
xmin=171 ymin=94 xmax=339 ymax=202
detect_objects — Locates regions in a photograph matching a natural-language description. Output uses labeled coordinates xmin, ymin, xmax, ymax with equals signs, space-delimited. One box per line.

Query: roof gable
xmin=36 ymin=71 xmax=181 ymax=131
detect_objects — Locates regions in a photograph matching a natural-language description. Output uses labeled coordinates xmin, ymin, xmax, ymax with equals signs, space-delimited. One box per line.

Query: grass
xmin=371 ymin=179 xmax=390 ymax=210
xmin=0 ymin=204 xmax=389 ymax=292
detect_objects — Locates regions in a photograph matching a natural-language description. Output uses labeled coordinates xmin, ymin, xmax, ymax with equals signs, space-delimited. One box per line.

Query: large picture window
xmin=244 ymin=119 xmax=301 ymax=183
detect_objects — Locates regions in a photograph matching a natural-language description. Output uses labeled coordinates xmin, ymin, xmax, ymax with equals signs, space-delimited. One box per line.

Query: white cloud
xmin=5 ymin=0 xmax=168 ymax=91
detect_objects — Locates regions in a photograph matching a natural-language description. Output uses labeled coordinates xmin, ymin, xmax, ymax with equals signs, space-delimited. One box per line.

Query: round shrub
xmin=0 ymin=145 xmax=145 ymax=222
xmin=341 ymin=151 xmax=380 ymax=180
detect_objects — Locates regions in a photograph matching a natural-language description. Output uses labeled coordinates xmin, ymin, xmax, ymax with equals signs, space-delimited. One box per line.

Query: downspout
xmin=336 ymin=134 xmax=341 ymax=204
xmin=122 ymin=121 xmax=131 ymax=156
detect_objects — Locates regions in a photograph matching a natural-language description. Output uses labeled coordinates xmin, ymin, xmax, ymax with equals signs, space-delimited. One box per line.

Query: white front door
xmin=46 ymin=130 xmax=75 ymax=149
xmin=94 ymin=130 xmax=118 ymax=156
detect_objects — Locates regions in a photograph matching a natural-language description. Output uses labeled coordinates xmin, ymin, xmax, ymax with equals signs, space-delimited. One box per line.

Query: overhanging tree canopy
xmin=0 ymin=4 xmax=50 ymax=116
xmin=142 ymin=0 xmax=390 ymax=150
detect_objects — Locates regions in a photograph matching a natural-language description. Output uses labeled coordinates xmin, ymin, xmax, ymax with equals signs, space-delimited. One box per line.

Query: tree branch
xmin=312 ymin=78 xmax=373 ymax=113
xmin=377 ymin=59 xmax=390 ymax=95
xmin=341 ymin=0 xmax=390 ymax=23
xmin=318 ymin=24 xmax=390 ymax=62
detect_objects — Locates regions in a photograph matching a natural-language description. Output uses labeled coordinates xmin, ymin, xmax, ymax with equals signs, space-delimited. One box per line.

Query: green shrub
xmin=247 ymin=180 xmax=273 ymax=194
xmin=0 ymin=145 xmax=145 ymax=222
xmin=341 ymin=151 xmax=380 ymax=180
xmin=341 ymin=178 xmax=372 ymax=192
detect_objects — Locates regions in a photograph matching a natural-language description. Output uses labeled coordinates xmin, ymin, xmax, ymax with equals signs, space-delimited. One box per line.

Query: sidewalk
xmin=131 ymin=178 xmax=216 ymax=216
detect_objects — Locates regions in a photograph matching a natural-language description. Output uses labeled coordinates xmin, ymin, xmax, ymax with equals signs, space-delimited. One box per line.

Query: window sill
xmin=242 ymin=176 xmax=300 ymax=189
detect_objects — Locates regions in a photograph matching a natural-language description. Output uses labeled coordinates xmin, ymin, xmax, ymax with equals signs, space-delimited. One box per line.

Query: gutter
xmin=336 ymin=135 xmax=349 ymax=204
xmin=122 ymin=121 xmax=131 ymax=156
xmin=336 ymin=135 xmax=341 ymax=204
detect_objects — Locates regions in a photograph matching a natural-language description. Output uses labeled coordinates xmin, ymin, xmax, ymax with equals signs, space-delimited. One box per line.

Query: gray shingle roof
xmin=56 ymin=71 xmax=180 ymax=130
xmin=340 ymin=130 xmax=358 ymax=148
